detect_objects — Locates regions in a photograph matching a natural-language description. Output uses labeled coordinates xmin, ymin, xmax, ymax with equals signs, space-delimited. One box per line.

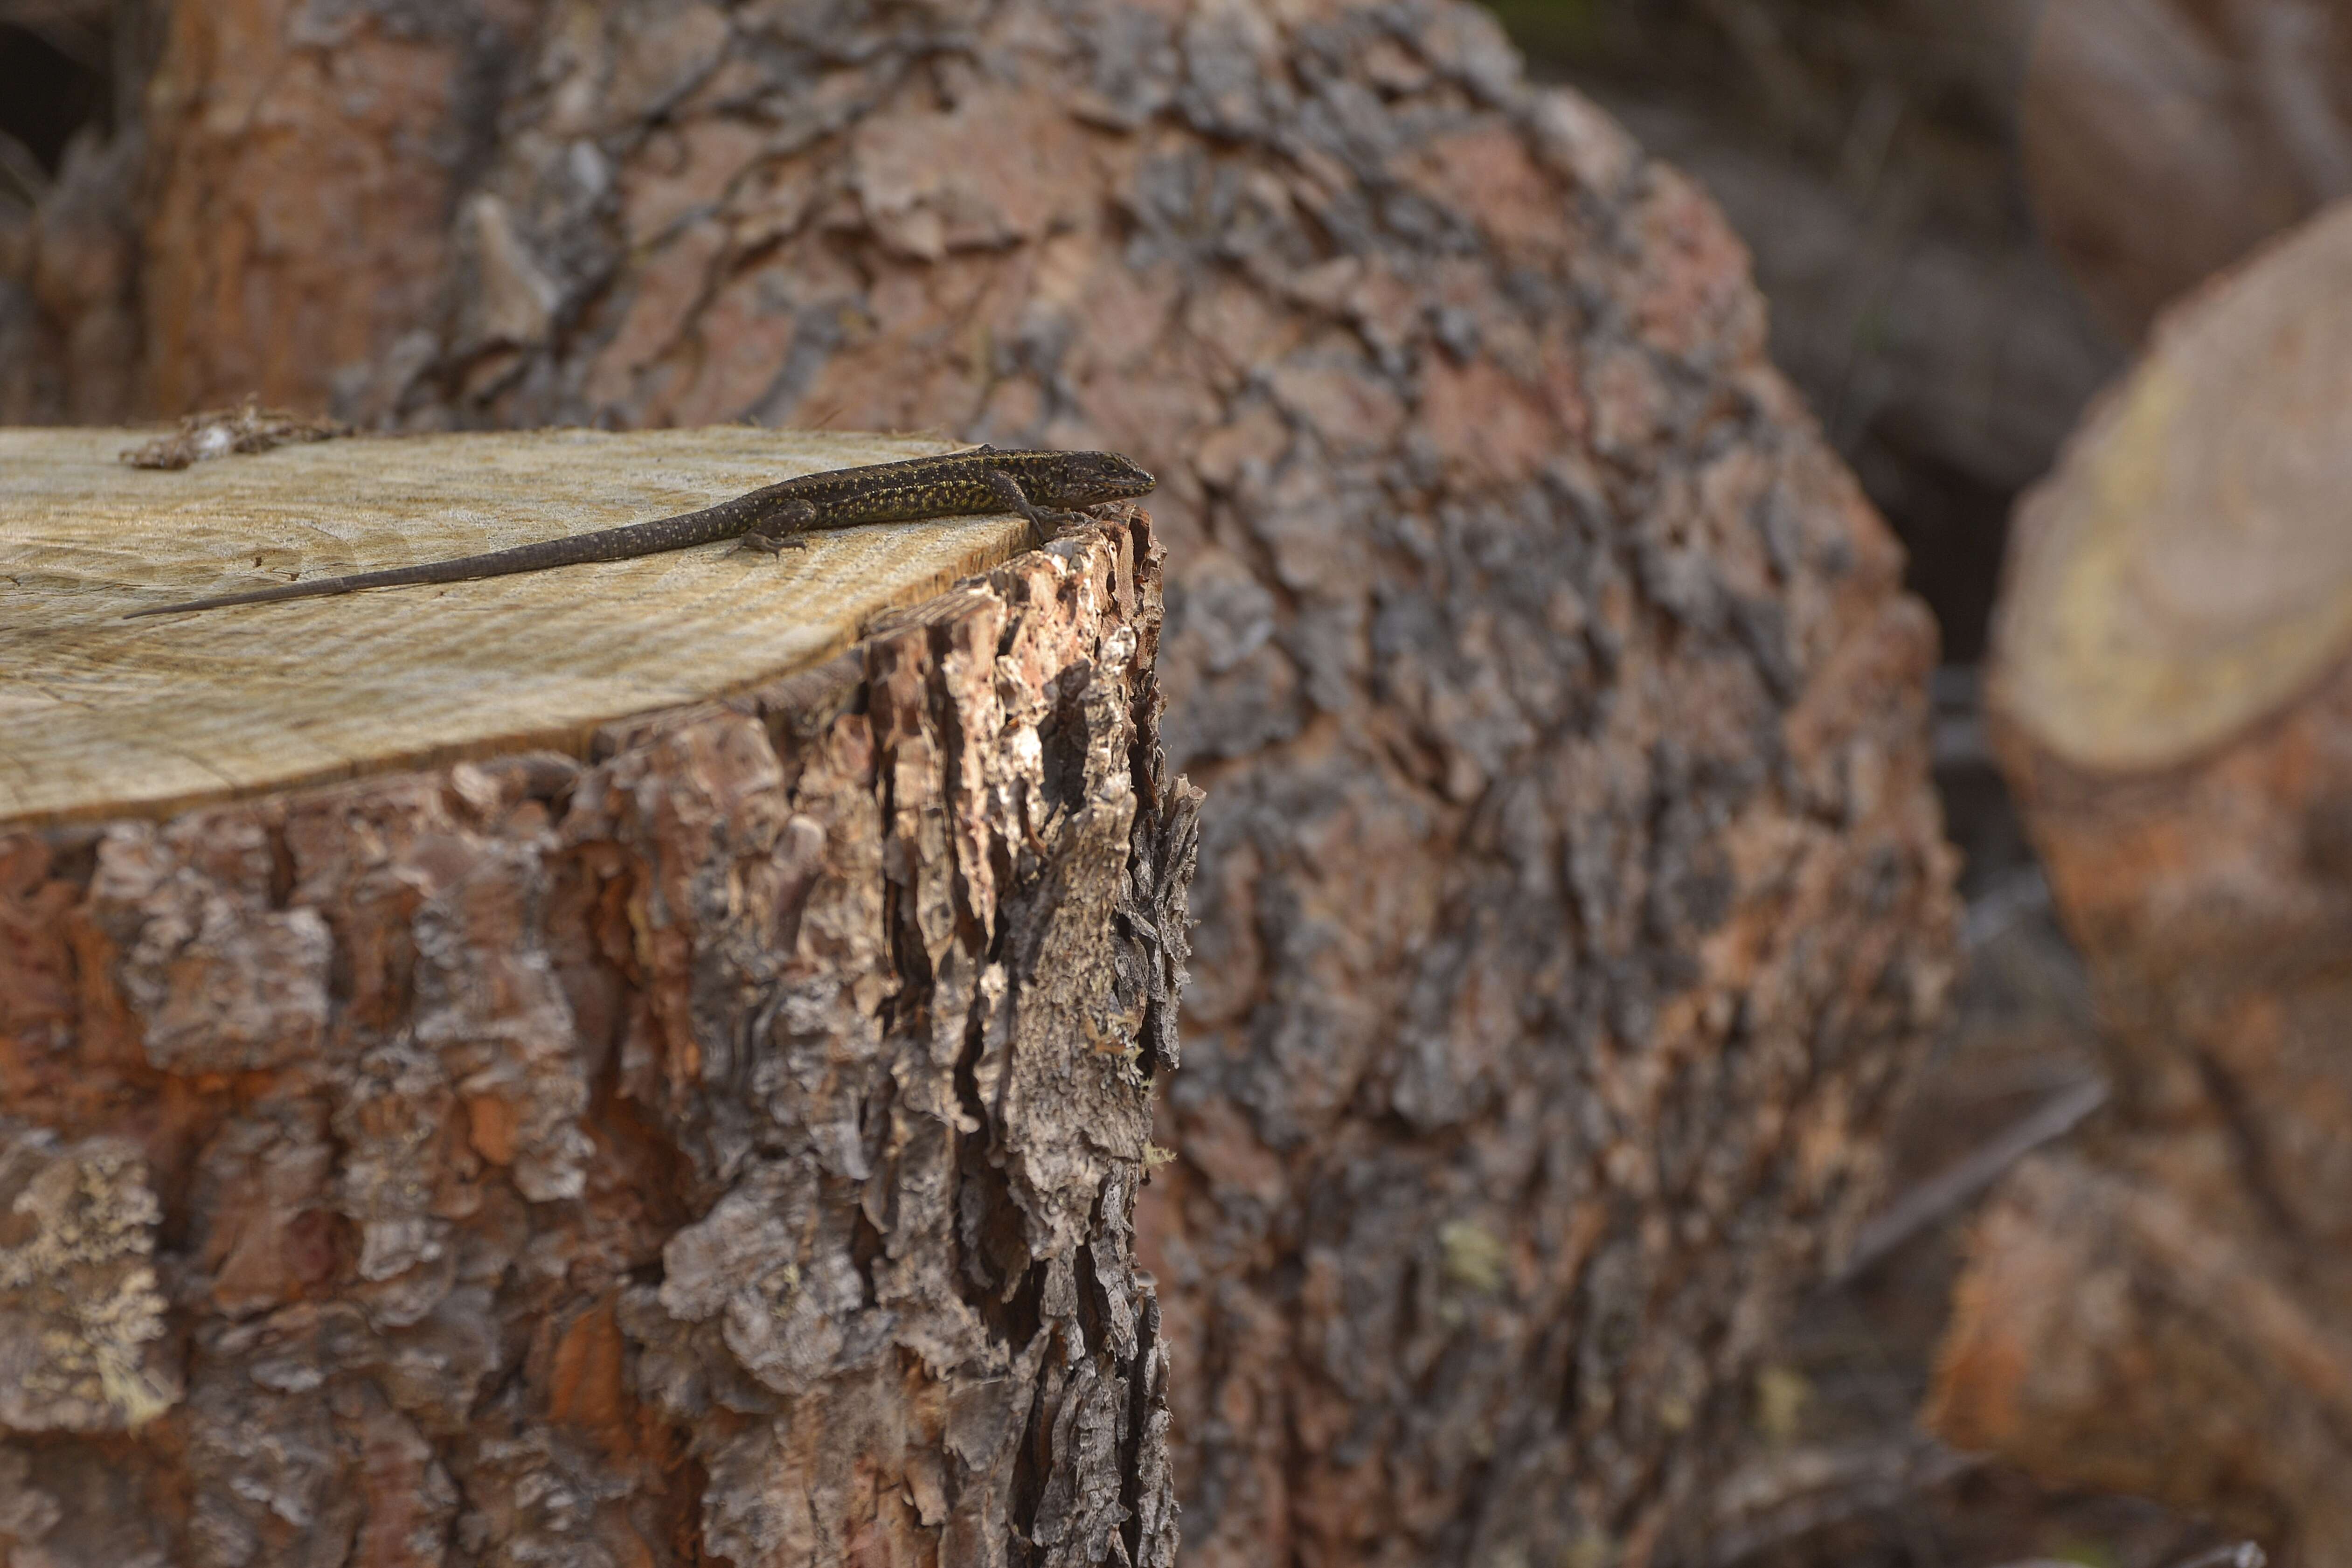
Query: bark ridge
xmin=0 ymin=514 xmax=1190 ymax=1568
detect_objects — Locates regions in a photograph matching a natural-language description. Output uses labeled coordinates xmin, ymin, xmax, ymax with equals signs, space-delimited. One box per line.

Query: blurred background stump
xmin=0 ymin=0 xmax=1963 ymax=1561
xmin=0 ymin=428 xmax=1195 ymax=1568
xmin=1932 ymin=199 xmax=2352 ymax=1558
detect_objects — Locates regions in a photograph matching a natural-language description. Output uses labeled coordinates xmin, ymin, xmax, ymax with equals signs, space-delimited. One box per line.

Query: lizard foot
xmin=738 ymin=532 xmax=812 ymax=555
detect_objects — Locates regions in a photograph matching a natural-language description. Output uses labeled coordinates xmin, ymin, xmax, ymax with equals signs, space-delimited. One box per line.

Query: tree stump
xmin=0 ymin=427 xmax=1198 ymax=1568
xmin=13 ymin=0 xmax=1964 ymax=1560
xmin=1933 ymin=199 xmax=2352 ymax=1556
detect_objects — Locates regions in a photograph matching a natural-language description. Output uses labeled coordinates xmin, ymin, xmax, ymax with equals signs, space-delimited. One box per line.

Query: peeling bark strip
xmin=0 ymin=515 xmax=1195 ymax=1568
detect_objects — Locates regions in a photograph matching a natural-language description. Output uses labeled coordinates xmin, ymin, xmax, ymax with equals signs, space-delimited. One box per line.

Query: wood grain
xmin=0 ymin=426 xmax=1032 ymax=825
xmin=1991 ymin=199 xmax=2352 ymax=772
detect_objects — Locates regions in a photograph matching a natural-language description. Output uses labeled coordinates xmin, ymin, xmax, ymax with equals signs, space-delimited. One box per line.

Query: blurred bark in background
xmin=2022 ymin=0 xmax=2352 ymax=338
xmin=1476 ymin=14 xmax=2352 ymax=1559
xmin=1485 ymin=0 xmax=2352 ymax=676
xmin=0 ymin=0 xmax=1962 ymax=1564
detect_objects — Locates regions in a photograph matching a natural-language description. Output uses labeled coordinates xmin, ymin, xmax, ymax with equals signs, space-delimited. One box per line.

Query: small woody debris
xmin=121 ymin=397 xmax=352 ymax=470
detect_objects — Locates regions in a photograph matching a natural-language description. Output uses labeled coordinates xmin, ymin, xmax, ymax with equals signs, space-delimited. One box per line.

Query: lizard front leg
xmin=981 ymin=470 xmax=1082 ymax=550
xmin=738 ymin=498 xmax=821 ymax=554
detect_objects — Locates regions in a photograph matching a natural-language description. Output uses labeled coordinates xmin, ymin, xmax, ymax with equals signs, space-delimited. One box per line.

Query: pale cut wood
xmin=1991 ymin=197 xmax=2352 ymax=772
xmin=0 ymin=427 xmax=1033 ymax=825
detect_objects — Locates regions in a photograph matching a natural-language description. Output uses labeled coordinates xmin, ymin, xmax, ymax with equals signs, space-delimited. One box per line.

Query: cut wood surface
xmin=1937 ymin=197 xmax=2352 ymax=1558
xmin=1 ymin=426 xmax=1031 ymax=824
xmin=0 ymin=506 xmax=1193 ymax=1568
xmin=1991 ymin=198 xmax=2352 ymax=773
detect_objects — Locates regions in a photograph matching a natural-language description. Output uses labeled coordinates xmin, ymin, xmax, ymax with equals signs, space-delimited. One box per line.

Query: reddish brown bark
xmin=8 ymin=0 xmax=1957 ymax=1560
xmin=0 ymin=515 xmax=1194 ymax=1568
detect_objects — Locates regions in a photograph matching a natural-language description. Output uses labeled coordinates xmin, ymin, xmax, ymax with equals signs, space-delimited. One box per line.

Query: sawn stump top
xmin=1 ymin=425 xmax=1032 ymax=825
xmin=1992 ymin=201 xmax=2352 ymax=773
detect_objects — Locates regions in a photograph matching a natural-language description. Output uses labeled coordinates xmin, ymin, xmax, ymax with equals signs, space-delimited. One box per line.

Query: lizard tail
xmin=125 ymin=566 xmax=415 ymax=616
xmin=123 ymin=484 xmax=792 ymax=618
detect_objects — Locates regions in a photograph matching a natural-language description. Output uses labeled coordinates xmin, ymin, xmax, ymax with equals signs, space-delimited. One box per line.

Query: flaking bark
xmin=24 ymin=0 xmax=1957 ymax=1559
xmin=0 ymin=513 xmax=1193 ymax=1568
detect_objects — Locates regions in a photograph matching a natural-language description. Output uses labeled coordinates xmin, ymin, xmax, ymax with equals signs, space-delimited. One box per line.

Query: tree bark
xmin=1932 ymin=199 xmax=2352 ymax=1559
xmin=13 ymin=0 xmax=1959 ymax=1561
xmin=0 ymin=437 xmax=1196 ymax=1567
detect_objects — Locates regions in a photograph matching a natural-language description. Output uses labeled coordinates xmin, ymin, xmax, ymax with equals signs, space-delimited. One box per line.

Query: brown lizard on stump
xmin=125 ymin=446 xmax=1154 ymax=617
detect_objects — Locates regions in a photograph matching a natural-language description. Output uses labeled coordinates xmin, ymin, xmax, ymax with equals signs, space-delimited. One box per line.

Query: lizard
xmin=124 ymin=445 xmax=1155 ymax=617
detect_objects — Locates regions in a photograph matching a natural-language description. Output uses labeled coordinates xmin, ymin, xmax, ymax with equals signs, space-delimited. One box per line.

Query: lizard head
xmin=1040 ymin=450 xmax=1157 ymax=507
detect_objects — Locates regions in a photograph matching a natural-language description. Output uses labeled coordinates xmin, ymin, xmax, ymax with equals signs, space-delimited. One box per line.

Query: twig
xmin=1961 ymin=866 xmax=2052 ymax=951
xmin=1705 ymin=1436 xmax=1978 ymax=1567
xmin=0 ymin=128 xmax=47 ymax=209
xmin=1984 ymin=1544 xmax=2265 ymax=1568
xmin=1834 ymin=1075 xmax=2109 ymax=1284
xmin=118 ymin=396 xmax=353 ymax=470
xmin=2166 ymin=1544 xmax=2267 ymax=1568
